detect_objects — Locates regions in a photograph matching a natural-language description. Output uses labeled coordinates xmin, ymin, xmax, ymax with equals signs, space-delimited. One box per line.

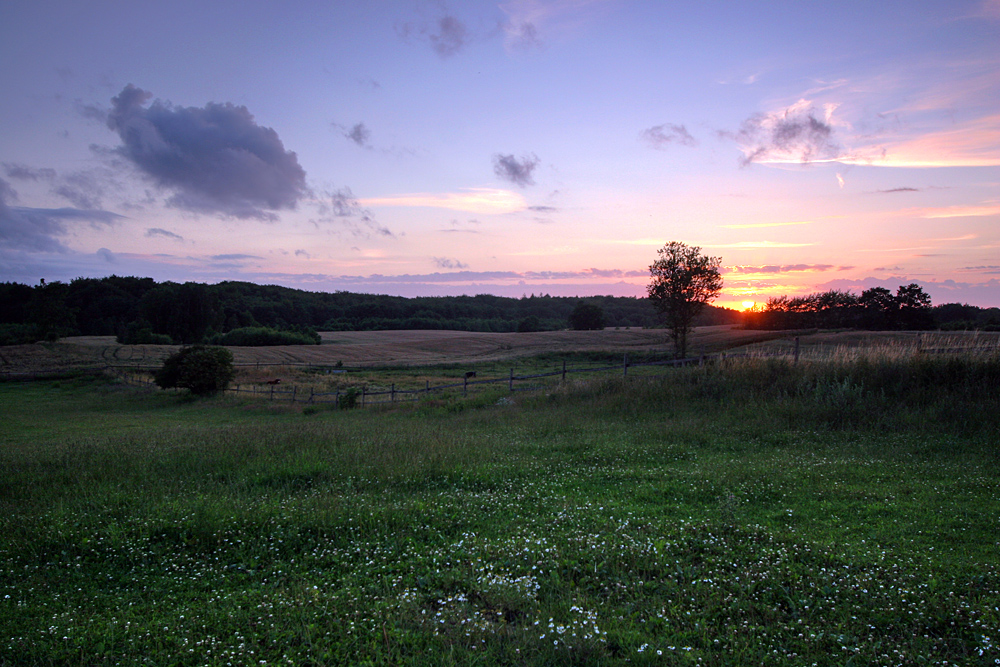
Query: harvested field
xmin=1 ymin=326 xmax=791 ymax=375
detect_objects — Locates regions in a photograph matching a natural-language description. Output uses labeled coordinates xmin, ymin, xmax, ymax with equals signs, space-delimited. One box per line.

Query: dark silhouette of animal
xmin=464 ymin=371 xmax=476 ymax=379
xmin=265 ymin=378 xmax=282 ymax=385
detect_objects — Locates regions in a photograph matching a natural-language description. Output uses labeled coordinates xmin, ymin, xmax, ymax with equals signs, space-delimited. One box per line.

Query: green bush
xmin=154 ymin=346 xmax=235 ymax=395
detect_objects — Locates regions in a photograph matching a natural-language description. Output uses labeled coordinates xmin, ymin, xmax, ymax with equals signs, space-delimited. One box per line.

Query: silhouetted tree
xmin=155 ymin=346 xmax=234 ymax=395
xmin=647 ymin=242 xmax=723 ymax=358
xmin=569 ymin=302 xmax=606 ymax=330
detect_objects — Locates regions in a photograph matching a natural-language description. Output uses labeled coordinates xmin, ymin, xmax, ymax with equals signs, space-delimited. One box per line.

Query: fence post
xmin=391 ymin=383 xmax=395 ymax=402
xmin=562 ymin=360 xmax=566 ymax=382
xmin=270 ymin=384 xmax=275 ymax=400
xmin=623 ymin=353 xmax=628 ymax=377
xmin=362 ymin=386 xmax=366 ymax=408
xmin=308 ymin=387 xmax=314 ymax=403
xmin=336 ymin=389 xmax=340 ymax=409
xmin=916 ymin=333 xmax=922 ymax=353
xmin=794 ymin=337 xmax=800 ymax=363
xmin=426 ymin=380 xmax=430 ymax=393
xmin=292 ymin=386 xmax=297 ymax=403
xmin=463 ymin=375 xmax=468 ymax=396
xmin=509 ymin=368 xmax=514 ymax=392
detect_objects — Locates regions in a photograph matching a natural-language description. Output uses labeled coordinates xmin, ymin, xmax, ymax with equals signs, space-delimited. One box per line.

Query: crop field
xmin=0 ymin=325 xmax=790 ymax=375
xmin=1 ymin=340 xmax=999 ymax=666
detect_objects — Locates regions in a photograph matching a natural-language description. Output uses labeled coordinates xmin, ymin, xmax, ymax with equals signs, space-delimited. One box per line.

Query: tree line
xmin=0 ymin=275 xmax=740 ymax=346
xmin=741 ymin=284 xmax=1000 ymax=331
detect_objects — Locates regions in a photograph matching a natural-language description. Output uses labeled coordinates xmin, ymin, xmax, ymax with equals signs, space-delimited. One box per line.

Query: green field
xmin=1 ymin=353 xmax=998 ymax=666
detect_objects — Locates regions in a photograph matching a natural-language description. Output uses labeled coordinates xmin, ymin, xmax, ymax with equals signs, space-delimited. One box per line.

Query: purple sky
xmin=2 ymin=0 xmax=999 ymax=308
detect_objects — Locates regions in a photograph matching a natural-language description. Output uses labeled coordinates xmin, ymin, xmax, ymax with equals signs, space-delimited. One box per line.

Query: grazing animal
xmin=266 ymin=378 xmax=282 ymax=385
xmin=464 ymin=371 xmax=476 ymax=379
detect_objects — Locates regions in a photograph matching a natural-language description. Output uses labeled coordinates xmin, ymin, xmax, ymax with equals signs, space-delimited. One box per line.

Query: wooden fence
xmin=9 ymin=334 xmax=999 ymax=405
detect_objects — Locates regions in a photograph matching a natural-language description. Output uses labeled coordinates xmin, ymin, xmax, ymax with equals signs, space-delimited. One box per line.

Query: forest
xmin=0 ymin=276 xmax=739 ymax=345
xmin=3 ymin=277 xmax=997 ymax=347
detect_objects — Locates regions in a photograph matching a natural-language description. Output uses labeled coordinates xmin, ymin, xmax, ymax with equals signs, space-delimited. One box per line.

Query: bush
xmin=0 ymin=323 xmax=39 ymax=345
xmin=207 ymin=326 xmax=320 ymax=346
xmin=118 ymin=322 xmax=173 ymax=345
xmin=154 ymin=346 xmax=235 ymax=395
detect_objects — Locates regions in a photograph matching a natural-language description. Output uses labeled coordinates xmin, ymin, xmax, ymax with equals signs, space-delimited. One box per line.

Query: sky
xmin=1 ymin=0 xmax=999 ymax=310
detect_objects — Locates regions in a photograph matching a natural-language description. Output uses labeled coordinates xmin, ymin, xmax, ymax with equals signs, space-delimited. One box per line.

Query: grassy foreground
xmin=1 ymin=355 xmax=999 ymax=666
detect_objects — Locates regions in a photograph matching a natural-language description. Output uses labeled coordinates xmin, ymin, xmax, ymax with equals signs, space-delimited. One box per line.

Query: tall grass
xmin=1 ymin=354 xmax=998 ymax=665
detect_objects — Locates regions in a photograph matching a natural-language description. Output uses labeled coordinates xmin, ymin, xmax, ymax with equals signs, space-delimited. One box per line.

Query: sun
xmin=741 ymin=300 xmax=756 ymax=310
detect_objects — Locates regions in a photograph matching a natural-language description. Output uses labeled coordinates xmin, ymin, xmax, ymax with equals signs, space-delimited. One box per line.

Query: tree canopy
xmin=647 ymin=242 xmax=723 ymax=358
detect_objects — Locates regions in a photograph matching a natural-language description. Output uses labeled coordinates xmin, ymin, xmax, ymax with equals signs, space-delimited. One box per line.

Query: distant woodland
xmin=2 ymin=277 xmax=997 ymax=347
xmin=0 ymin=276 xmax=739 ymax=346
xmin=742 ymin=285 xmax=1000 ymax=332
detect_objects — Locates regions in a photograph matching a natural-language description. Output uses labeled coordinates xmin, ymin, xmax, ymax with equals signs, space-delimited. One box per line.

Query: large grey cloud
xmin=493 ymin=153 xmax=539 ymax=188
xmin=105 ymin=84 xmax=308 ymax=220
xmin=0 ymin=177 xmax=122 ymax=252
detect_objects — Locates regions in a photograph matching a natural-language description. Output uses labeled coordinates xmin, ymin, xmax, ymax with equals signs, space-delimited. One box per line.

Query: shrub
xmin=207 ymin=326 xmax=320 ymax=346
xmin=118 ymin=322 xmax=173 ymax=345
xmin=338 ymin=387 xmax=361 ymax=409
xmin=154 ymin=346 xmax=235 ymax=395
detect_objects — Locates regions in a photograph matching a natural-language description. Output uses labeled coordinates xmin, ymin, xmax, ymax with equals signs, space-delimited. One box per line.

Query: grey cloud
xmin=735 ymin=106 xmax=840 ymax=166
xmin=3 ymin=163 xmax=56 ymax=182
xmin=493 ymin=153 xmax=539 ymax=188
xmin=96 ymin=247 xmax=117 ymax=263
xmin=315 ymin=187 xmax=396 ymax=239
xmin=433 ymin=257 xmax=469 ymax=269
xmin=876 ymin=187 xmax=920 ymax=193
xmin=211 ymin=253 xmax=261 ymax=261
xmin=106 ymin=84 xmax=308 ymax=220
xmin=345 ymin=122 xmax=372 ymax=148
xmin=53 ymin=171 xmax=106 ymax=209
xmin=528 ymin=205 xmax=557 ymax=212
xmin=641 ymin=124 xmax=698 ymax=149
xmin=76 ymin=101 xmax=108 ymax=123
xmin=145 ymin=227 xmax=185 ymax=242
xmin=0 ymin=177 xmax=122 ymax=252
xmin=295 ymin=249 xmax=310 ymax=258
xmin=430 ymin=16 xmax=468 ymax=57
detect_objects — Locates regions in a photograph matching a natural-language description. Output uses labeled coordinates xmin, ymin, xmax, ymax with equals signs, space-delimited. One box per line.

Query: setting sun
xmin=741 ymin=300 xmax=756 ymax=310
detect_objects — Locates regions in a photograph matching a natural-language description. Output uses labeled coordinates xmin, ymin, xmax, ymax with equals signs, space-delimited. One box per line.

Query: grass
xmin=1 ymin=352 xmax=999 ymax=666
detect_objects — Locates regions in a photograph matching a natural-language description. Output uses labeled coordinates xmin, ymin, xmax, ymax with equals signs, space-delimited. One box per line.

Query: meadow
xmin=1 ymin=343 xmax=999 ymax=666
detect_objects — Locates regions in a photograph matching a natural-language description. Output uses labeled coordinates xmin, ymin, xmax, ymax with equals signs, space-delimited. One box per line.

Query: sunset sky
xmin=2 ymin=0 xmax=999 ymax=309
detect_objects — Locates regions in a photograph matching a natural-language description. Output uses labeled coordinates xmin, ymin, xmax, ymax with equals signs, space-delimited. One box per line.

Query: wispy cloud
xmin=145 ymin=227 xmax=185 ymax=242
xmin=709 ymin=241 xmax=816 ymax=248
xmin=1 ymin=176 xmax=124 ymax=252
xmin=641 ymin=123 xmax=698 ymax=149
xmin=724 ymin=264 xmax=845 ymax=274
xmin=315 ymin=187 xmax=395 ymax=238
xmin=720 ymin=220 xmax=814 ymax=229
xmin=360 ymin=188 xmax=527 ymax=214
xmin=919 ymin=202 xmax=1000 ymax=218
xmin=432 ymin=257 xmax=469 ymax=269
xmin=733 ymin=99 xmax=842 ymax=166
xmin=398 ymin=14 xmax=470 ymax=58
